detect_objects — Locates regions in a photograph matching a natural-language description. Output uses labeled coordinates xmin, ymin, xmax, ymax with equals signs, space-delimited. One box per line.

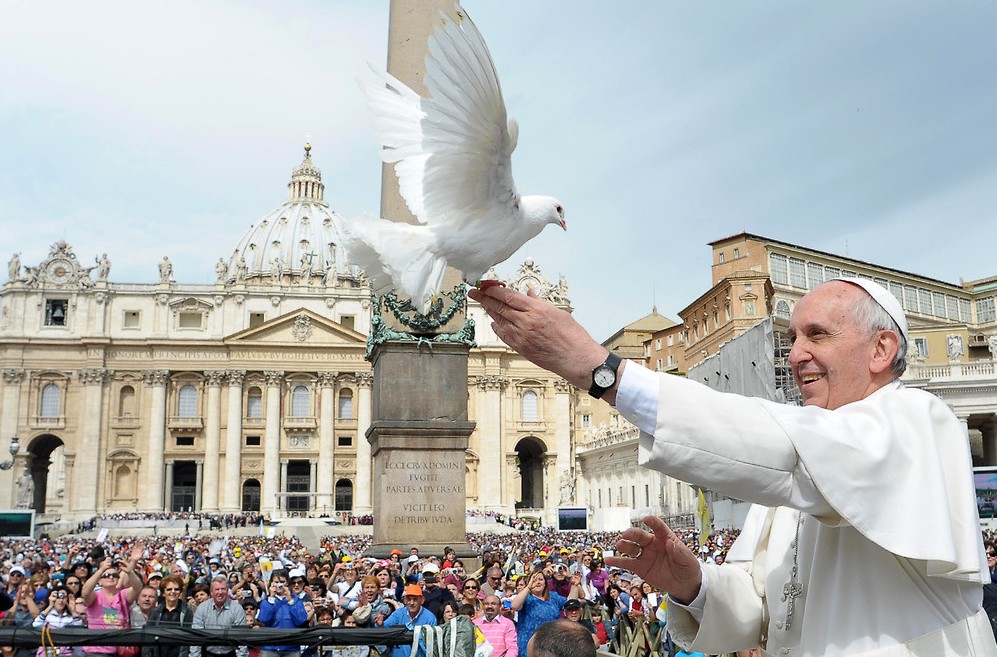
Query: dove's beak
xmin=559 ymin=218 xmax=567 ymax=231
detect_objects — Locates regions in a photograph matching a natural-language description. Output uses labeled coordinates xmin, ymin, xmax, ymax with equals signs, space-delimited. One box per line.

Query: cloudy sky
xmin=2 ymin=1 xmax=996 ymax=339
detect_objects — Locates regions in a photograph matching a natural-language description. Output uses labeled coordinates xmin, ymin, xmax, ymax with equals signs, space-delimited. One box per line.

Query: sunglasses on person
xmin=164 ymin=587 xmax=182 ymax=593
xmin=988 ymin=551 xmax=997 ymax=558
xmin=463 ymin=585 xmax=478 ymax=591
xmin=102 ymin=572 xmax=119 ymax=578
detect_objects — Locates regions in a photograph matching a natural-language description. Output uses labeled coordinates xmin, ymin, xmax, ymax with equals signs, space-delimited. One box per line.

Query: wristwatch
xmin=588 ymin=352 xmax=622 ymax=399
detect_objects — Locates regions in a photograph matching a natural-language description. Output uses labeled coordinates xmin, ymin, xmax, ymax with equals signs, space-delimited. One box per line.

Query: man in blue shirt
xmin=382 ymin=584 xmax=437 ymax=657
xmin=257 ymin=572 xmax=309 ymax=657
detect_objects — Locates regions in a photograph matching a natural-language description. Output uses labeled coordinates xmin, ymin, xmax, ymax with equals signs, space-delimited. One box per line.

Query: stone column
xmin=505 ymin=454 xmax=518 ymax=510
xmin=0 ymin=369 xmax=24 ymax=508
xmin=164 ymin=461 xmax=174 ymax=512
xmin=262 ymin=371 xmax=283 ymax=514
xmin=77 ymin=368 xmax=112 ymax=514
xmin=223 ymin=371 xmax=246 ymax=513
xmin=280 ymin=459 xmax=289 ymax=515
xmin=142 ymin=370 xmax=169 ymax=511
xmin=980 ymin=417 xmax=997 ymax=467
xmin=316 ymin=372 xmax=337 ymax=516
xmin=354 ymin=372 xmax=374 ymax=516
xmin=475 ymin=375 xmax=507 ymax=509
xmin=309 ymin=461 xmax=317 ymax=512
xmin=194 ymin=460 xmax=203 ymax=512
xmin=201 ymin=371 xmax=226 ymax=513
xmin=553 ymin=378 xmax=574 ymax=508
xmin=62 ymin=454 xmax=75 ymax=516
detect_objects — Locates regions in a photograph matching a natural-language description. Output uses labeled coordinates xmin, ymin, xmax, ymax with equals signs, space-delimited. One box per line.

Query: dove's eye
xmin=556 ymin=205 xmax=563 ymax=214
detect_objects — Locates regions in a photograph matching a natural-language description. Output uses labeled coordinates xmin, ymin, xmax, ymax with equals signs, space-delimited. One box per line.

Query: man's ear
xmin=870 ymin=330 xmax=900 ymax=375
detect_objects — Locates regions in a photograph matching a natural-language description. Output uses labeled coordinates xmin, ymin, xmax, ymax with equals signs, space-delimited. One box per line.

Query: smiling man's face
xmin=789 ymin=281 xmax=892 ymax=410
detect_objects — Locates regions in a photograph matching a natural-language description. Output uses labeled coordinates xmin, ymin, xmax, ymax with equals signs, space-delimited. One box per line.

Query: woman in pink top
xmin=81 ymin=546 xmax=144 ymax=657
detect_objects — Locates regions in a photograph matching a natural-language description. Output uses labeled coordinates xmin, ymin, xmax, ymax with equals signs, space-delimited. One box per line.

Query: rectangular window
xmin=733 ymin=248 xmax=740 ymax=258
xmin=959 ymin=298 xmax=971 ymax=323
xmin=245 ymin=435 xmax=261 ymax=447
xmin=667 ymin=354 xmax=676 ymax=366
xmin=770 ymin=254 xmax=789 ymax=285
xmin=249 ymin=312 xmax=265 ymax=328
xmin=945 ymin=296 xmax=959 ymax=321
xmin=176 ymin=436 xmax=195 ymax=447
xmin=902 ymin=286 xmax=918 ymax=312
xmin=807 ymin=262 xmax=824 ymax=289
xmin=913 ymin=338 xmax=929 ymax=358
xmin=337 ymin=435 xmax=353 ymax=447
xmin=824 ymin=266 xmax=840 ymax=280
xmin=340 ymin=315 xmax=355 ymax=331
xmin=178 ymin=312 xmax=202 ymax=329
xmin=977 ymin=297 xmax=996 ymax=324
xmin=667 ymin=335 xmax=674 ymax=347
xmin=656 ymin=359 xmax=662 ymax=370
xmin=655 ymin=338 xmax=662 ymax=350
xmin=581 ymin=414 xmax=591 ymax=429
xmin=44 ymin=299 xmax=68 ymax=327
xmin=918 ymin=289 xmax=933 ymax=315
xmin=788 ymin=258 xmax=807 ymax=289
xmin=718 ymin=252 xmax=725 ymax=264
xmin=123 ymin=311 xmax=141 ymax=328
xmin=932 ymin=292 xmax=946 ymax=318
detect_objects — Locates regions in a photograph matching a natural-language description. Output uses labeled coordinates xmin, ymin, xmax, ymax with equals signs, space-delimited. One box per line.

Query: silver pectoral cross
xmin=781 ymin=579 xmax=803 ymax=630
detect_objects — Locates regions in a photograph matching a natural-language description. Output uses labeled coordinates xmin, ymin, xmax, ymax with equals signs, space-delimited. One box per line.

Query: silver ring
xmin=634 ymin=546 xmax=643 ymax=560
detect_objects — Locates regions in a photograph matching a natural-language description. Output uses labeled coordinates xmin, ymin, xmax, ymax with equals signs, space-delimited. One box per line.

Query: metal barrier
xmin=0 ymin=627 xmax=412 ymax=650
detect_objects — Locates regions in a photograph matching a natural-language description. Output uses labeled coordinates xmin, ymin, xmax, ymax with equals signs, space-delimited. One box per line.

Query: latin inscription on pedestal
xmin=381 ymin=454 xmax=463 ymax=531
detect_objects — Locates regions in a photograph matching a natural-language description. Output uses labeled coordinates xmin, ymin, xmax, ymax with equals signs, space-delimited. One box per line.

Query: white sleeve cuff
xmin=614 ymin=361 xmax=659 ymax=434
xmin=665 ymin=562 xmax=708 ymax=623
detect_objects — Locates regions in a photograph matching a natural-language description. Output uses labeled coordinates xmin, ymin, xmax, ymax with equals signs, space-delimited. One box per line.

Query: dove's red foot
xmin=476 ymin=279 xmax=507 ymax=290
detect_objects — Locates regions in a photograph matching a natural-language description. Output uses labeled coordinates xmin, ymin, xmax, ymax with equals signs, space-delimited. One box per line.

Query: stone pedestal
xmin=367 ymin=342 xmax=475 ymax=557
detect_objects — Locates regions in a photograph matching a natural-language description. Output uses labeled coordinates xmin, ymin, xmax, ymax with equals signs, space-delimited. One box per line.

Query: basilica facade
xmin=0 ymin=147 xmax=577 ymax=525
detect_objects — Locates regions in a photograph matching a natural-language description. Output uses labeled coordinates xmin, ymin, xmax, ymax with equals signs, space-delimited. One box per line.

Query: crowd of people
xmin=0 ymin=521 xmax=741 ymax=657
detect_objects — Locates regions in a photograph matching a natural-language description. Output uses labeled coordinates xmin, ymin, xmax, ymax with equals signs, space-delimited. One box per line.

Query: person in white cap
xmin=470 ymin=279 xmax=995 ymax=656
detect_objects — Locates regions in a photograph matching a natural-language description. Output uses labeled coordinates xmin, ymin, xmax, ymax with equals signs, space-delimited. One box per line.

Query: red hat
xmin=403 ymin=584 xmax=424 ymax=598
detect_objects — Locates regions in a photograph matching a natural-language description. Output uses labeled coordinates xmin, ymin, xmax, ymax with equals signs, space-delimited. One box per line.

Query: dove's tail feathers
xmin=339 ymin=219 xmax=447 ymax=313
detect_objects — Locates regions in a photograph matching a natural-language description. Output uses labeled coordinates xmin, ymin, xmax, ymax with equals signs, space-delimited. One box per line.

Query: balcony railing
xmin=30 ymin=416 xmax=66 ymax=430
xmin=284 ymin=416 xmax=317 ymax=430
xmin=167 ymin=416 xmax=203 ymax=430
xmin=906 ymin=359 xmax=997 ymax=381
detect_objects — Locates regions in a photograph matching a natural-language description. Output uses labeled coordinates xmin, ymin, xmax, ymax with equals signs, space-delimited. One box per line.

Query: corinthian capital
xmin=263 ymin=370 xmax=284 ymax=386
xmin=317 ymin=371 xmax=339 ymax=388
xmin=226 ymin=370 xmax=247 ymax=387
xmin=204 ymin=370 xmax=227 ymax=386
xmin=476 ymin=375 xmax=508 ymax=391
xmin=355 ymin=372 xmax=374 ymax=388
xmin=142 ymin=369 xmax=170 ymax=387
xmin=78 ymin=368 xmax=113 ymax=386
xmin=553 ymin=378 xmax=573 ymax=393
xmin=1 ymin=368 xmax=25 ymax=384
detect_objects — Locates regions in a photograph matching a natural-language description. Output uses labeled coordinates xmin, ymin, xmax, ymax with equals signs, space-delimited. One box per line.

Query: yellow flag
xmin=697 ymin=488 xmax=711 ymax=547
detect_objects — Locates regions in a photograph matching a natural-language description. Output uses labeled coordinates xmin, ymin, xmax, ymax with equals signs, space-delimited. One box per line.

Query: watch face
xmin=593 ymin=366 xmax=615 ymax=387
xmin=47 ymin=259 xmax=73 ymax=283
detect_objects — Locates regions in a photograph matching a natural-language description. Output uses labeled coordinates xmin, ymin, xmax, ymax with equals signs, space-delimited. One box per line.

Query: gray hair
xmin=211 ymin=574 xmax=230 ymax=586
xmin=851 ymin=290 xmax=907 ymax=377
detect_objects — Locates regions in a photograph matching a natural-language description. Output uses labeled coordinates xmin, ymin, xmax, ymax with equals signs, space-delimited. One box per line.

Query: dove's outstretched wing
xmin=360 ymin=4 xmax=520 ymax=229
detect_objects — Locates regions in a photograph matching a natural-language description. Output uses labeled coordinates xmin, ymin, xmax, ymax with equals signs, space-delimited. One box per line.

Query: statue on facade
xmin=559 ymin=472 xmax=576 ymax=505
xmin=159 ymin=256 xmax=173 ymax=283
xmin=96 ymin=253 xmax=111 ymax=281
xmin=215 ymin=257 xmax=228 ymax=283
xmin=7 ymin=253 xmax=20 ymax=282
xmin=15 ymin=471 xmax=33 ymax=509
xmin=21 ymin=266 xmax=38 ymax=287
xmin=946 ymin=334 xmax=964 ymax=360
xmin=270 ymin=257 xmax=283 ymax=284
xmin=235 ymin=256 xmax=248 ymax=283
xmin=299 ymin=253 xmax=313 ymax=285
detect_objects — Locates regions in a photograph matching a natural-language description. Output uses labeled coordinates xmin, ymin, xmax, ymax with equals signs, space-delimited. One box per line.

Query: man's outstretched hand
xmin=468 ymin=285 xmax=610 ymax=394
xmin=605 ymin=516 xmax=703 ymax=605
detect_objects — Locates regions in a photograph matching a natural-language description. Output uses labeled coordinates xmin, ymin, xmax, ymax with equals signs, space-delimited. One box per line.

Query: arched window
xmin=118 ymin=385 xmax=135 ymax=418
xmin=291 ymin=385 xmax=309 ymax=417
xmin=775 ymin=299 xmax=791 ymax=320
xmin=521 ymin=390 xmax=539 ymax=422
xmin=335 ymin=479 xmax=353 ymax=511
xmin=338 ymin=389 xmax=353 ymax=419
xmin=178 ymin=385 xmax=197 ymax=417
xmin=247 ymin=387 xmax=263 ymax=418
xmin=40 ymin=384 xmax=60 ymax=418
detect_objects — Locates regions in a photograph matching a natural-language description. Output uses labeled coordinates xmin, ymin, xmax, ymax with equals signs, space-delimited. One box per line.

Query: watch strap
xmin=588 ymin=352 xmax=622 ymax=399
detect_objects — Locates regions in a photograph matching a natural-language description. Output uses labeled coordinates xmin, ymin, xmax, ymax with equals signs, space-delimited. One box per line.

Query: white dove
xmin=342 ymin=2 xmax=566 ymax=311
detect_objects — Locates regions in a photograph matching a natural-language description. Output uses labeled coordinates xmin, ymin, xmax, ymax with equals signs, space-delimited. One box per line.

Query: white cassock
xmin=615 ymin=366 xmax=997 ymax=657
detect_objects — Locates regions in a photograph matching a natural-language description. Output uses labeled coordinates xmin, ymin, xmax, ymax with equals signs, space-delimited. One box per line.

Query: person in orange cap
xmin=381 ymin=584 xmax=436 ymax=657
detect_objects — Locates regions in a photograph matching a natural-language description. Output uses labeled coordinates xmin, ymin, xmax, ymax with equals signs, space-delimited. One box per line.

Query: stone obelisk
xmin=366 ymin=0 xmax=476 ymax=559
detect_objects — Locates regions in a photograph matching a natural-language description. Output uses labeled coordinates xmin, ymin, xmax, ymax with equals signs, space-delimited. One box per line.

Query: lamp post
xmin=0 ymin=435 xmax=19 ymax=470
